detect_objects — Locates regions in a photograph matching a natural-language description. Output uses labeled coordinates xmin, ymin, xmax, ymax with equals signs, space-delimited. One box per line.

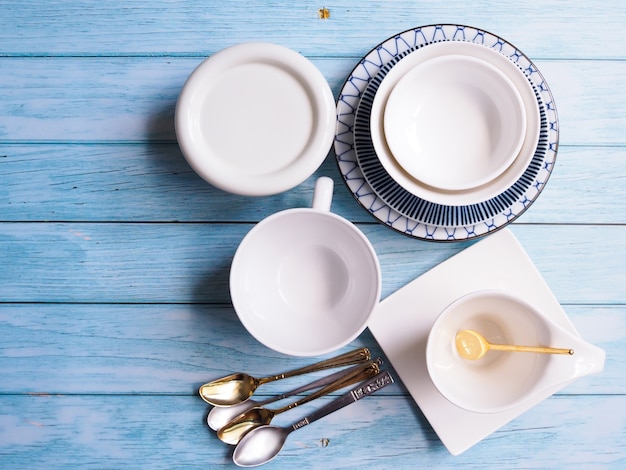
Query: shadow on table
xmin=145 ymin=100 xmax=320 ymax=224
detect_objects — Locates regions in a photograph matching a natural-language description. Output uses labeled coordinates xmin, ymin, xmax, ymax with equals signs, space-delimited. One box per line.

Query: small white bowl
xmin=384 ymin=55 xmax=526 ymax=191
xmin=229 ymin=177 xmax=381 ymax=356
xmin=426 ymin=290 xmax=553 ymax=413
xmin=175 ymin=42 xmax=335 ymax=196
xmin=368 ymin=41 xmax=540 ymax=206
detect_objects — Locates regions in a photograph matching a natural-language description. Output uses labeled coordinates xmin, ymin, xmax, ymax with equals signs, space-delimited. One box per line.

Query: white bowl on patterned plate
xmin=367 ymin=40 xmax=541 ymax=206
xmin=383 ymin=54 xmax=526 ymax=191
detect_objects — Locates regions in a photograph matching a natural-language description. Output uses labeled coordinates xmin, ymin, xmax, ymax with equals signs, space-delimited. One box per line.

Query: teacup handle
xmin=312 ymin=176 xmax=334 ymax=212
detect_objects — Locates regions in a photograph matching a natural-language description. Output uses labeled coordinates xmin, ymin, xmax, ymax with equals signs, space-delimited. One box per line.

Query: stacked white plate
xmin=334 ymin=24 xmax=559 ymax=242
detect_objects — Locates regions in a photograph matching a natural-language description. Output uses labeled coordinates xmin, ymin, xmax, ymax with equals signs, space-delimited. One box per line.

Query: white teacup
xmin=229 ymin=177 xmax=382 ymax=356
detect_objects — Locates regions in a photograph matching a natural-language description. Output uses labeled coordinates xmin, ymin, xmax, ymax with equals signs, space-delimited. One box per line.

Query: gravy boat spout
xmin=533 ymin=314 xmax=606 ymax=393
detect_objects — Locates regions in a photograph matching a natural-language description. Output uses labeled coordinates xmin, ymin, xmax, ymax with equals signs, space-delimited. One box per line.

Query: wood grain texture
xmin=0 ymin=223 xmax=624 ymax=304
xmin=0 ymin=304 xmax=619 ymax=395
xmin=0 ymin=0 xmax=624 ymax=59
xmin=0 ymin=58 xmax=625 ymax=145
xmin=0 ymin=395 xmax=624 ymax=468
xmin=0 ymin=146 xmax=624 ymax=224
xmin=0 ymin=0 xmax=624 ymax=467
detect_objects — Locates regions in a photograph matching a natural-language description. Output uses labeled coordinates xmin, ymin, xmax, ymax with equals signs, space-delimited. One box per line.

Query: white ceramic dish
xmin=229 ymin=177 xmax=381 ymax=356
xmin=367 ymin=228 xmax=583 ymax=455
xmin=368 ymin=40 xmax=540 ymax=205
xmin=175 ymin=42 xmax=335 ymax=196
xmin=427 ymin=290 xmax=564 ymax=414
xmin=383 ymin=55 xmax=526 ymax=191
xmin=426 ymin=289 xmax=604 ymax=415
xmin=335 ymin=24 xmax=559 ymax=241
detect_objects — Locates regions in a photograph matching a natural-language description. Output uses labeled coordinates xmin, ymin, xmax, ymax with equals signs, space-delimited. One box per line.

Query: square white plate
xmin=368 ymin=228 xmax=580 ymax=455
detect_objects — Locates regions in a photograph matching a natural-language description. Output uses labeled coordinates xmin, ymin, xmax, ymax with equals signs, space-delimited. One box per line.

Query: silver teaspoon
xmin=232 ymin=370 xmax=394 ymax=467
xmin=207 ymin=363 xmax=366 ymax=431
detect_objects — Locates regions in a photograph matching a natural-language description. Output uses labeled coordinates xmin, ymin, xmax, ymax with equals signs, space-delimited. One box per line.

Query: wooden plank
xmin=0 ymin=394 xmax=623 ymax=467
xmin=0 ymin=304 xmax=617 ymax=395
xmin=0 ymin=223 xmax=624 ymax=304
xmin=0 ymin=145 xmax=624 ymax=224
xmin=0 ymin=0 xmax=624 ymax=59
xmin=0 ymin=221 xmax=452 ymax=303
xmin=0 ymin=58 xmax=625 ymax=145
xmin=524 ymin=146 xmax=626 ymax=224
xmin=538 ymin=60 xmax=626 ymax=146
xmin=0 ymin=143 xmax=326 ymax=223
xmin=0 ymin=303 xmax=387 ymax=394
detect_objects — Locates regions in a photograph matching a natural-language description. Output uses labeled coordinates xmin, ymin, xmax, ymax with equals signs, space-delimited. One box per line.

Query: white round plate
xmin=335 ymin=25 xmax=559 ymax=241
xmin=176 ymin=42 xmax=335 ymax=196
xmin=383 ymin=54 xmax=526 ymax=191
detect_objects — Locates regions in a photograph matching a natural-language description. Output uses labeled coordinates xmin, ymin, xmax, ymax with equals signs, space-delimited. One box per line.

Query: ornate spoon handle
xmin=274 ymin=359 xmax=382 ymax=413
xmin=257 ymin=362 xmax=372 ymax=405
xmin=258 ymin=347 xmax=371 ymax=385
xmin=290 ymin=370 xmax=394 ymax=431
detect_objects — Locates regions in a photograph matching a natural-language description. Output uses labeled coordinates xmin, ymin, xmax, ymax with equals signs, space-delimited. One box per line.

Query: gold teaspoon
xmin=198 ymin=347 xmax=371 ymax=406
xmin=455 ymin=329 xmax=574 ymax=360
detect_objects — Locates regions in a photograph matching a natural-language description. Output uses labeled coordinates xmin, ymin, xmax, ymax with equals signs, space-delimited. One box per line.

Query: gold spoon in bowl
xmin=199 ymin=347 xmax=371 ymax=406
xmin=217 ymin=359 xmax=382 ymax=445
xmin=455 ymin=329 xmax=574 ymax=360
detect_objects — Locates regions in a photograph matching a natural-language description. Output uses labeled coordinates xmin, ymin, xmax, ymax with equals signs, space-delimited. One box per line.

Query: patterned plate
xmin=355 ymin=47 xmax=546 ymax=226
xmin=334 ymin=24 xmax=559 ymax=242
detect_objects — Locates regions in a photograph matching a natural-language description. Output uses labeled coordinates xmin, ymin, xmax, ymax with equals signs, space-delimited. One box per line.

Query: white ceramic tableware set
xmin=175 ymin=25 xmax=604 ymax=455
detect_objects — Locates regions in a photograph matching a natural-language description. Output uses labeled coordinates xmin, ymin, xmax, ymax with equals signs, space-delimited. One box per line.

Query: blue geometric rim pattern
xmin=354 ymin=49 xmax=548 ymax=227
xmin=334 ymin=24 xmax=559 ymax=242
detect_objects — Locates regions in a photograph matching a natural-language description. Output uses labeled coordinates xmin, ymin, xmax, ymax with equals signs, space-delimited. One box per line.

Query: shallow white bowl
xmin=229 ymin=177 xmax=381 ymax=356
xmin=175 ymin=42 xmax=335 ymax=196
xmin=384 ymin=55 xmax=526 ymax=191
xmin=369 ymin=41 xmax=540 ymax=205
xmin=426 ymin=290 xmax=553 ymax=413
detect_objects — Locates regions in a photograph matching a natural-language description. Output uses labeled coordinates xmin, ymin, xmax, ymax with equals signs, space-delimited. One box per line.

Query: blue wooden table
xmin=1 ymin=1 xmax=625 ymax=468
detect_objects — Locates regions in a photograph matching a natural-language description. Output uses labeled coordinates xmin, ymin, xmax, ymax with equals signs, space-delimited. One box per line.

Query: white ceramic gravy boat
xmin=427 ymin=290 xmax=606 ymax=413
